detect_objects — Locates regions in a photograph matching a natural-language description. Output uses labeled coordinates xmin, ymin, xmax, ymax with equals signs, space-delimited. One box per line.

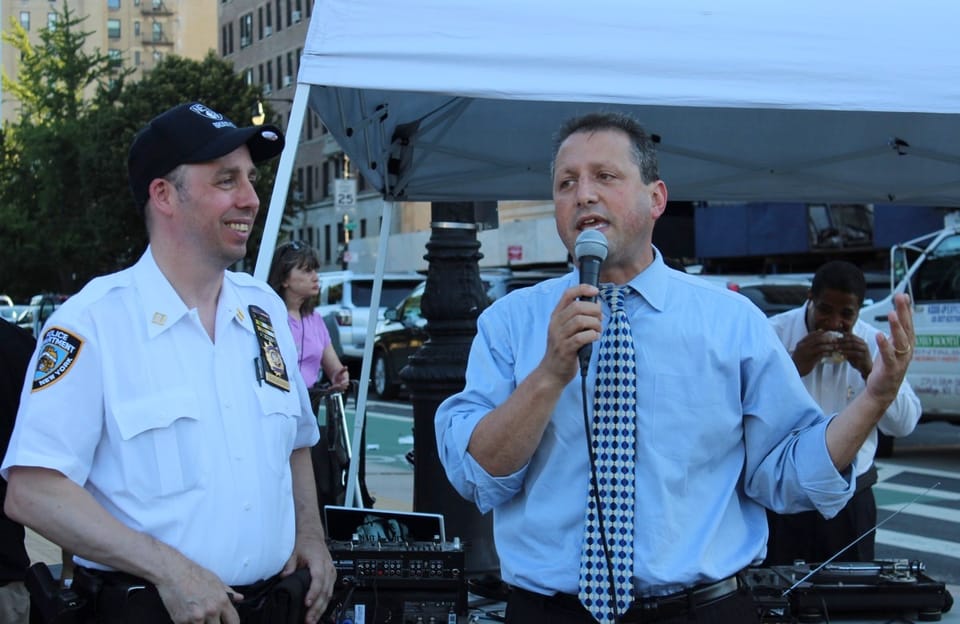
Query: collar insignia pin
xmin=151 ymin=312 xmax=167 ymax=326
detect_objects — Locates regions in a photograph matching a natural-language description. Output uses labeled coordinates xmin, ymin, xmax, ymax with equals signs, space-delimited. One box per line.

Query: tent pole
xmin=344 ymin=200 xmax=394 ymax=507
xmin=253 ymin=83 xmax=311 ymax=281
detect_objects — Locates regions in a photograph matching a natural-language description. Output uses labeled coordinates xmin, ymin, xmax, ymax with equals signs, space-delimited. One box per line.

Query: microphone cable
xmin=580 ymin=369 xmax=621 ymax=623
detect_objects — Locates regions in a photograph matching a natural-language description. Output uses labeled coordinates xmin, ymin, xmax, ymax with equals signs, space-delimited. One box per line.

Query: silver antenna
xmin=782 ymin=481 xmax=941 ymax=597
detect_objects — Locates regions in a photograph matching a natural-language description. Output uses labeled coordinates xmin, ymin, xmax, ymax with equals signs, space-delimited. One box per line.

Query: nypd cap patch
xmin=33 ymin=327 xmax=84 ymax=391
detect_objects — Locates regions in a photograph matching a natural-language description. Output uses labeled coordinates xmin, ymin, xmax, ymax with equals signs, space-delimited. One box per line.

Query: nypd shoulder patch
xmin=32 ymin=327 xmax=84 ymax=392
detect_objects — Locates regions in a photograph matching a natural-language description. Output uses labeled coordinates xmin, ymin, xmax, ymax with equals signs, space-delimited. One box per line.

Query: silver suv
xmin=316 ymin=271 xmax=423 ymax=361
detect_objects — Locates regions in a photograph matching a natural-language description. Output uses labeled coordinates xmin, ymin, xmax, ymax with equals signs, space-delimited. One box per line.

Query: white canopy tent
xmin=253 ymin=0 xmax=960 ymax=505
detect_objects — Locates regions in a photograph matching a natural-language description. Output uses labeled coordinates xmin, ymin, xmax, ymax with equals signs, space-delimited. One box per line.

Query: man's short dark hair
xmin=552 ymin=112 xmax=660 ymax=184
xmin=811 ymin=260 xmax=867 ymax=304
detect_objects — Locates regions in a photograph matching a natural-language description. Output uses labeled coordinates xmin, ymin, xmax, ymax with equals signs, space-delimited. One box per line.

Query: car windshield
xmin=351 ymin=280 xmax=423 ymax=308
xmin=739 ymin=284 xmax=810 ymax=316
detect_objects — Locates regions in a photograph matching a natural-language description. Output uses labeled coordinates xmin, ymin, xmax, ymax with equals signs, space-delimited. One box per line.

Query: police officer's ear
xmin=148 ymin=177 xmax=178 ymax=218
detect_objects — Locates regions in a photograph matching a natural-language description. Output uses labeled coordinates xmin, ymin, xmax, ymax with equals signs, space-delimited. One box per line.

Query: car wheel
xmin=372 ymin=351 xmax=397 ymax=400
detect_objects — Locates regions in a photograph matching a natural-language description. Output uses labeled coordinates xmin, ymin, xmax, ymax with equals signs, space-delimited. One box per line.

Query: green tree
xmin=0 ymin=3 xmax=129 ymax=298
xmin=0 ymin=14 xmax=285 ymax=298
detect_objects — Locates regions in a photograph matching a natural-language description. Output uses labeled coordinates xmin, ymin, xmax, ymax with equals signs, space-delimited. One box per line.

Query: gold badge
xmin=248 ymin=305 xmax=290 ymax=391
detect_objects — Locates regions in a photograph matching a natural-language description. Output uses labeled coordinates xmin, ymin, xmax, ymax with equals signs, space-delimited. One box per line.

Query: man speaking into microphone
xmin=435 ymin=112 xmax=916 ymax=624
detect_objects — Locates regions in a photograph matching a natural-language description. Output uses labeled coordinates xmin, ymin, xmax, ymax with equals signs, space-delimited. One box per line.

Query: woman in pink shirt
xmin=268 ymin=241 xmax=350 ymax=391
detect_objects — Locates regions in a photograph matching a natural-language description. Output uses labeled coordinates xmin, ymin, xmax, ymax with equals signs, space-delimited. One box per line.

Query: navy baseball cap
xmin=127 ymin=102 xmax=285 ymax=210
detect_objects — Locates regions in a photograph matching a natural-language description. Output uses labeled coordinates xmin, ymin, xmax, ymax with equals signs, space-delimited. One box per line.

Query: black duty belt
xmin=72 ymin=565 xmax=310 ymax=624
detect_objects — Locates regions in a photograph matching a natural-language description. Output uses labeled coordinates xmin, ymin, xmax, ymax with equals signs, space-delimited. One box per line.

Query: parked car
xmin=370 ymin=269 xmax=564 ymax=399
xmin=16 ymin=293 xmax=68 ymax=337
xmin=0 ymin=304 xmax=29 ymax=324
xmin=316 ymin=271 xmax=424 ymax=362
xmin=696 ymin=274 xmax=811 ymax=317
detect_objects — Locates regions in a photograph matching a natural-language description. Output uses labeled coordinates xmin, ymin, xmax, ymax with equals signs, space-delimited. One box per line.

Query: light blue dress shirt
xmin=435 ymin=250 xmax=854 ymax=597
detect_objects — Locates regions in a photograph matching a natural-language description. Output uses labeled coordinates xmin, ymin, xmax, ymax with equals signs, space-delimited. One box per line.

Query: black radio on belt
xmin=25 ymin=562 xmax=88 ymax=624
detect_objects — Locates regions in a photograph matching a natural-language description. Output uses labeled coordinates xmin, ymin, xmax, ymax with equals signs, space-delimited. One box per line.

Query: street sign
xmin=334 ymin=178 xmax=357 ymax=214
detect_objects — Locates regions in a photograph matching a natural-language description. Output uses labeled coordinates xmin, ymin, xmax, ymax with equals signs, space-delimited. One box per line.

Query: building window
xmin=47 ymin=13 xmax=57 ymax=29
xmin=275 ymin=0 xmax=282 ymax=30
xmin=134 ymin=0 xmax=141 ymax=5
xmin=19 ymin=12 xmax=30 ymax=31
xmin=243 ymin=68 xmax=253 ymax=85
xmin=134 ymin=50 xmax=141 ymax=66
xmin=152 ymin=22 xmax=163 ymax=42
xmin=134 ymin=21 xmax=141 ymax=37
xmin=276 ymin=56 xmax=282 ymax=90
xmin=108 ymin=0 xmax=121 ymax=9
xmin=258 ymin=7 xmax=264 ymax=39
xmin=221 ymin=25 xmax=228 ymax=56
xmin=266 ymin=3 xmax=272 ymax=28
xmin=108 ymin=49 xmax=123 ymax=69
xmin=239 ymin=13 xmax=253 ymax=48
xmin=107 ymin=19 xmax=121 ymax=38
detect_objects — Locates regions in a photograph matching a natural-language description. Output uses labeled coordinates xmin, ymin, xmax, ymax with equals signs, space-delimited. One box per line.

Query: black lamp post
xmin=400 ymin=201 xmax=500 ymax=580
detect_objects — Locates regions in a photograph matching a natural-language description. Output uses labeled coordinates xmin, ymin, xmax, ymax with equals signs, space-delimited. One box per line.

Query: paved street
xmin=875 ymin=421 xmax=960 ymax=585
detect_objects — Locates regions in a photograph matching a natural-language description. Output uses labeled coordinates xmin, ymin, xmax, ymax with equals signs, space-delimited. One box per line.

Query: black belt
xmin=622 ymin=575 xmax=741 ymax=621
xmin=513 ymin=575 xmax=741 ymax=623
xmin=72 ymin=566 xmax=309 ymax=624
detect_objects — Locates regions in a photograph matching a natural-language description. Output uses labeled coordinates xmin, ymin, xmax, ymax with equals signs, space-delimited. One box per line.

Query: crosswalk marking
xmin=876 ymin=502 xmax=960 ymax=524
xmin=876 ymin=529 xmax=960 ymax=559
xmin=875 ymin=482 xmax=960 ymax=502
xmin=877 ymin=463 xmax=960 ymax=481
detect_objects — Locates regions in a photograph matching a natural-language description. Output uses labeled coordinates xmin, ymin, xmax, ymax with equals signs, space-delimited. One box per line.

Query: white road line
xmin=874 ymin=482 xmax=960 ymax=501
xmin=876 ymin=529 xmax=960 ymax=559
xmin=877 ymin=462 xmax=960 ymax=481
xmin=877 ymin=502 xmax=960 ymax=524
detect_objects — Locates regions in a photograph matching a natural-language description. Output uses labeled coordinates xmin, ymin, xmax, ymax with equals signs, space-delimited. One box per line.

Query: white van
xmin=861 ymin=212 xmax=960 ymax=427
xmin=315 ymin=271 xmax=423 ymax=361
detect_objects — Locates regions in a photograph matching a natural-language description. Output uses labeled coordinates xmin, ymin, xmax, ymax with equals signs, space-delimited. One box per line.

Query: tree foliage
xmin=0 ymin=3 xmax=127 ymax=299
xmin=0 ymin=7 xmax=282 ymax=300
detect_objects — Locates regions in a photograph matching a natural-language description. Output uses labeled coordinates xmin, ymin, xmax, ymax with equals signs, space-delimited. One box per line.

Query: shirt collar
xmin=133 ymin=247 xmax=190 ymax=339
xmin=623 ymin=246 xmax=668 ymax=312
xmin=133 ymin=247 xmax=253 ymax=339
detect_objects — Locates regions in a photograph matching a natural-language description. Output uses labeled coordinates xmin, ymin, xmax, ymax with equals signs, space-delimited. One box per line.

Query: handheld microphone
xmin=575 ymin=230 xmax=608 ymax=375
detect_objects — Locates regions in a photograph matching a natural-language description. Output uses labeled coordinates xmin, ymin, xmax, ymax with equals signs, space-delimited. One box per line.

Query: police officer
xmin=2 ymin=103 xmax=336 ymax=624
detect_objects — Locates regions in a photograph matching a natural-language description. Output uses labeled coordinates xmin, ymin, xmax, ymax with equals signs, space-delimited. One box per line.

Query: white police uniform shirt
xmin=769 ymin=304 xmax=921 ymax=477
xmin=1 ymin=248 xmax=319 ymax=585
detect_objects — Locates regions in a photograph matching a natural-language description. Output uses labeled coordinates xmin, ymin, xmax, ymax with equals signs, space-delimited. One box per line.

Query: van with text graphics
xmin=861 ymin=211 xmax=960 ymax=429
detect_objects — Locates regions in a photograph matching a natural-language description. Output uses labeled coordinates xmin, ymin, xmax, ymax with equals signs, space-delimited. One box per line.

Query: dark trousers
xmin=505 ymin=585 xmax=760 ymax=624
xmin=764 ymin=484 xmax=878 ymax=566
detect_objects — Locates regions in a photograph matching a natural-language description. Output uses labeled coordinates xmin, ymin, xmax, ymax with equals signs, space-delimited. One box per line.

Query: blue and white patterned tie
xmin=579 ymin=284 xmax=637 ymax=624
